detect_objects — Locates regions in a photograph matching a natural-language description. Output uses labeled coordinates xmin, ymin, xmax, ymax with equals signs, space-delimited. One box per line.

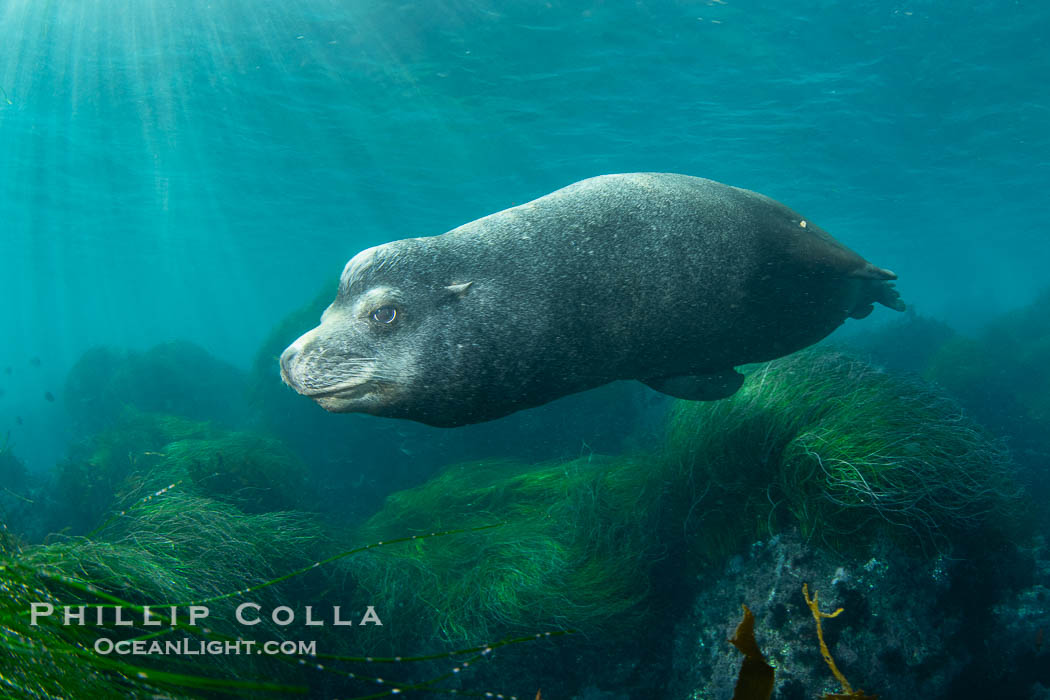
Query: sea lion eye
xmin=371 ymin=307 xmax=397 ymax=324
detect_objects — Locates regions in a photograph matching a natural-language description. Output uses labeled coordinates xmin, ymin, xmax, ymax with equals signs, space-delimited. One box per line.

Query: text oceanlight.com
xmin=29 ymin=603 xmax=383 ymax=657
xmin=93 ymin=638 xmax=318 ymax=656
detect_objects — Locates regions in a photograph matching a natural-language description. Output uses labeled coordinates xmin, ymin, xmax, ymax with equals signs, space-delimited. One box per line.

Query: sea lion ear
xmin=445 ymin=282 xmax=473 ymax=297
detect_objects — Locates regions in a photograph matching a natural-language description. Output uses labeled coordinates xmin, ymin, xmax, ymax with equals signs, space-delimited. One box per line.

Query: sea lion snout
xmin=281 ymin=327 xmax=352 ymax=395
xmin=278 ymin=344 xmax=299 ymax=387
xmin=280 ymin=304 xmax=423 ymax=416
xmin=280 ymin=329 xmax=323 ymax=394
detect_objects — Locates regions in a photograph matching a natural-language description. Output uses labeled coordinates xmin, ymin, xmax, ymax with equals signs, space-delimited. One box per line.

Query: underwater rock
xmin=841 ymin=309 xmax=957 ymax=376
xmin=0 ymin=438 xmax=38 ymax=540
xmin=0 ymin=435 xmax=27 ymax=488
xmin=47 ymin=410 xmax=312 ymax=534
xmin=982 ymin=535 xmax=1050 ymax=696
xmin=668 ymin=530 xmax=968 ymax=699
xmin=924 ymin=289 xmax=1050 ymax=457
xmin=63 ymin=342 xmax=248 ymax=436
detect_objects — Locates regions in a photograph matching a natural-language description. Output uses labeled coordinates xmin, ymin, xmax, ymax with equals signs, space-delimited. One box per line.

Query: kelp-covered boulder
xmin=664 ymin=347 xmax=1038 ymax=698
xmin=3 ymin=494 xmax=553 ymax=700
xmin=841 ymin=309 xmax=957 ymax=376
xmin=845 ymin=288 xmax=1050 ymax=458
xmin=0 ymin=528 xmax=169 ymax=699
xmin=63 ymin=341 xmax=247 ymax=436
xmin=0 ymin=435 xmax=35 ymax=537
xmin=335 ymin=350 xmax=1029 ymax=698
xmin=340 ymin=350 xmax=1023 ymax=638
xmin=49 ymin=410 xmax=216 ymax=534
xmin=48 ymin=409 xmax=312 ymax=534
xmin=924 ymin=288 xmax=1050 ymax=455
xmin=152 ymin=432 xmax=311 ymax=514
xmin=664 ymin=350 xmax=1021 ymax=562
xmin=26 ymin=491 xmax=322 ymax=612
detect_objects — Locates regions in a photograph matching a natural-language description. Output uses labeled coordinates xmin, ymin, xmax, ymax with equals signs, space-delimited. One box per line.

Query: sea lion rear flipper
xmin=873 ymin=280 xmax=906 ymax=312
xmin=788 ymin=224 xmax=906 ymax=313
xmin=848 ymin=264 xmax=906 ymax=314
xmin=849 ymin=262 xmax=897 ymax=281
xmin=642 ymin=369 xmax=745 ymax=401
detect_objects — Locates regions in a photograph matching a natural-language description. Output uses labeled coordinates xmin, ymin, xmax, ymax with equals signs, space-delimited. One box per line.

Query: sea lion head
xmin=279 ymin=240 xmax=475 ymax=424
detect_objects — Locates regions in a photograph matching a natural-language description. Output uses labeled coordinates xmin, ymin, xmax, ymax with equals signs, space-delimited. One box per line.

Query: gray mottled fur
xmin=280 ymin=173 xmax=904 ymax=427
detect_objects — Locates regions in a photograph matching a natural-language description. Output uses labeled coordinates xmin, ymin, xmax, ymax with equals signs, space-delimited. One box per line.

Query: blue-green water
xmin=3 ymin=1 xmax=1048 ymax=466
xmin=1 ymin=2 xmax=1049 ymax=698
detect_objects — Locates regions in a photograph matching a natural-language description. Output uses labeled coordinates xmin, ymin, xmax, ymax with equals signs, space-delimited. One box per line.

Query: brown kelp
xmin=802 ymin=584 xmax=878 ymax=699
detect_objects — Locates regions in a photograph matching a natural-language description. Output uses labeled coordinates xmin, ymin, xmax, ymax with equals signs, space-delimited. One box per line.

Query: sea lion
xmin=280 ymin=173 xmax=904 ymax=427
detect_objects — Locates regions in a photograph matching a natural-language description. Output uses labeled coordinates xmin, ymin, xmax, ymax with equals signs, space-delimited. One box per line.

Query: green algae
xmin=149 ymin=432 xmax=311 ymax=513
xmin=1 ymin=499 xmax=317 ymax=698
xmin=665 ymin=350 xmax=1021 ymax=560
xmin=31 ymin=492 xmax=322 ymax=608
xmin=4 ymin=348 xmax=1026 ymax=697
xmin=344 ymin=456 xmax=668 ymax=646
xmin=1 ymin=506 xmax=544 ymax=699
xmin=337 ymin=350 xmax=1023 ymax=656
xmin=51 ymin=409 xmax=312 ymax=534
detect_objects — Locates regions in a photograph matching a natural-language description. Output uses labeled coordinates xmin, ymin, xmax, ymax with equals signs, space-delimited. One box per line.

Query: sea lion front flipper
xmin=642 ymin=369 xmax=745 ymax=401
